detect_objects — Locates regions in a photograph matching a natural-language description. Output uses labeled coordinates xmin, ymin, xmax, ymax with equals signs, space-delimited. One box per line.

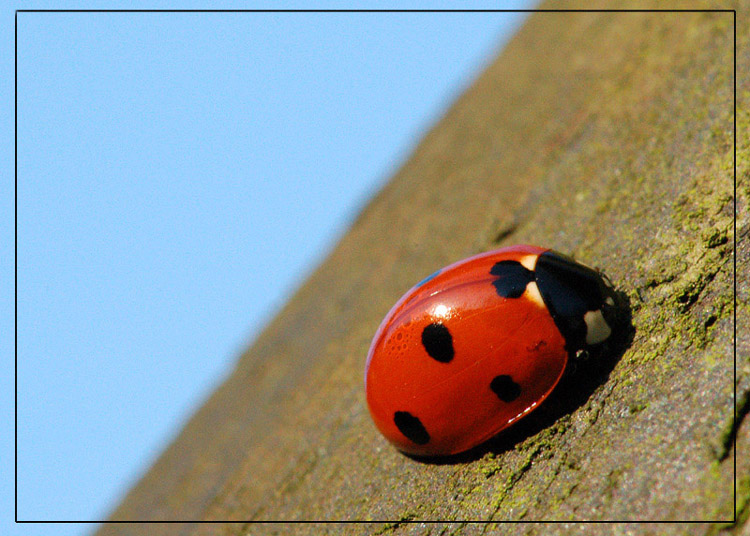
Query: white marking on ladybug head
xmin=519 ymin=254 xmax=538 ymax=272
xmin=584 ymin=309 xmax=612 ymax=345
xmin=525 ymin=281 xmax=545 ymax=308
xmin=605 ymin=296 xmax=615 ymax=306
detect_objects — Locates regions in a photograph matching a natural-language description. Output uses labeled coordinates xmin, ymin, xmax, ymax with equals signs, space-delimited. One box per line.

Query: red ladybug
xmin=365 ymin=245 xmax=622 ymax=457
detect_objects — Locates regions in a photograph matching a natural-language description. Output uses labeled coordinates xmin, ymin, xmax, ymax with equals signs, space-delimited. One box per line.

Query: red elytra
xmin=365 ymin=244 xmax=620 ymax=457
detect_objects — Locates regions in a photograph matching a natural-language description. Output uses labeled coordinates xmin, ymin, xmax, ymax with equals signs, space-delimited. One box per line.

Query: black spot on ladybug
xmin=490 ymin=260 xmax=535 ymax=299
xmin=394 ymin=411 xmax=430 ymax=445
xmin=490 ymin=375 xmax=522 ymax=402
xmin=421 ymin=322 xmax=454 ymax=363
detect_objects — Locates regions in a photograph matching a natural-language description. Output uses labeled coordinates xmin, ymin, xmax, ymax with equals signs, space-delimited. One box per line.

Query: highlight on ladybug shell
xmin=364 ymin=244 xmax=624 ymax=457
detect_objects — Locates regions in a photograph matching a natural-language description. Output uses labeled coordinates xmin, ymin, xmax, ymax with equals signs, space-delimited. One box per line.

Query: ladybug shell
xmin=365 ymin=244 xmax=618 ymax=457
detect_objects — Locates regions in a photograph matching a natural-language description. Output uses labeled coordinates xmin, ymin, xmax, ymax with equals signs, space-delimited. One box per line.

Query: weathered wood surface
xmin=98 ymin=7 xmax=746 ymax=535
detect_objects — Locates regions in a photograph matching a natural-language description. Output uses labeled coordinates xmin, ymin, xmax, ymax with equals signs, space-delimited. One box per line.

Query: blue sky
xmin=7 ymin=3 xmax=531 ymax=534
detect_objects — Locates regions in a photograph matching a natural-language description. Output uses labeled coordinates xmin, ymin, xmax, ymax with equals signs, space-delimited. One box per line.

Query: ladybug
xmin=365 ymin=245 xmax=623 ymax=457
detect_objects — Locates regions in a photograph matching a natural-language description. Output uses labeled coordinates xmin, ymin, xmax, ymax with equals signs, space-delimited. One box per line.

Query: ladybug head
xmin=533 ymin=250 xmax=626 ymax=356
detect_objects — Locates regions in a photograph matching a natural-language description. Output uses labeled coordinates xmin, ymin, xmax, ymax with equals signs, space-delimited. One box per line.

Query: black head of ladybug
xmin=533 ymin=250 xmax=623 ymax=356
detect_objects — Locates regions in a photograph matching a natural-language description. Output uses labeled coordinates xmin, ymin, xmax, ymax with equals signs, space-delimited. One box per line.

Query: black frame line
xmin=14 ymin=7 xmax=738 ymax=527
